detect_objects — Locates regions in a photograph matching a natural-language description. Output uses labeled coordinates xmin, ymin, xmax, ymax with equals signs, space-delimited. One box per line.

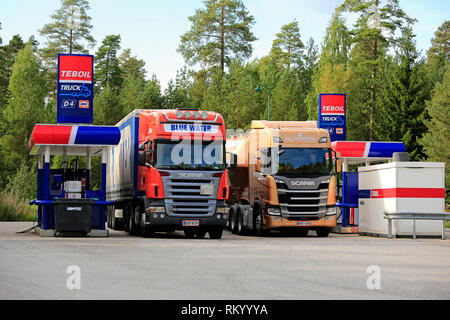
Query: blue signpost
xmin=318 ymin=93 xmax=347 ymax=142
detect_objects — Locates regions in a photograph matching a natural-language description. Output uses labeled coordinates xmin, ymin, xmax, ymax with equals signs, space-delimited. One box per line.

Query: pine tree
xmin=374 ymin=26 xmax=430 ymax=160
xmin=39 ymin=0 xmax=95 ymax=92
xmin=340 ymin=0 xmax=414 ymax=140
xmin=178 ymin=0 xmax=257 ymax=72
xmin=270 ymin=20 xmax=304 ymax=69
xmin=119 ymin=49 xmax=147 ymax=80
xmin=426 ymin=20 xmax=449 ymax=86
xmin=95 ymin=35 xmax=123 ymax=92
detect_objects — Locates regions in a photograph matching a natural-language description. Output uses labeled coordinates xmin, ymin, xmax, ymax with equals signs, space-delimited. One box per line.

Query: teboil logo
xmin=59 ymin=55 xmax=93 ymax=84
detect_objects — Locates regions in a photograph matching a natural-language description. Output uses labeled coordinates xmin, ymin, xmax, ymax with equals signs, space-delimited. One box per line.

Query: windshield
xmin=276 ymin=148 xmax=332 ymax=176
xmin=155 ymin=141 xmax=226 ymax=171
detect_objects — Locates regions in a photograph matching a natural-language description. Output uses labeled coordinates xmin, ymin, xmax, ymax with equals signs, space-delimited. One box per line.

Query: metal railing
xmin=383 ymin=212 xmax=450 ymax=240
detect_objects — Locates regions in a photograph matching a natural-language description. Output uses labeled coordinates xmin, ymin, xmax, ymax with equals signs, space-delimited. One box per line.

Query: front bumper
xmin=143 ymin=212 xmax=227 ymax=230
xmin=263 ymin=214 xmax=337 ymax=230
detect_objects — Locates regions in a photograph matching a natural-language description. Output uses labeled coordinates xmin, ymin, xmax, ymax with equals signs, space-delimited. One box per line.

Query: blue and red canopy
xmin=331 ymin=141 xmax=406 ymax=160
xmin=29 ymin=124 xmax=121 ymax=156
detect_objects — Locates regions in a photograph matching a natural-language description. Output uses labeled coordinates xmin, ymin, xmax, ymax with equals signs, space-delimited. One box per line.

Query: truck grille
xmin=277 ymin=181 xmax=329 ymax=220
xmin=162 ymin=173 xmax=220 ymax=216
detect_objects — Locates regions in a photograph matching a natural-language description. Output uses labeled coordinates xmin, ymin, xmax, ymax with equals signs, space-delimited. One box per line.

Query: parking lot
xmin=0 ymin=222 xmax=449 ymax=300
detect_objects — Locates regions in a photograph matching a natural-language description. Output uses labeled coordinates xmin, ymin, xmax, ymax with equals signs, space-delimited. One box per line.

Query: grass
xmin=0 ymin=189 xmax=36 ymax=222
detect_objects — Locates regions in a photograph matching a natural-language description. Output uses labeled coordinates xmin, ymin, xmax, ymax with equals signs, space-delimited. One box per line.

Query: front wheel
xmin=316 ymin=228 xmax=330 ymax=237
xmin=209 ymin=229 xmax=223 ymax=239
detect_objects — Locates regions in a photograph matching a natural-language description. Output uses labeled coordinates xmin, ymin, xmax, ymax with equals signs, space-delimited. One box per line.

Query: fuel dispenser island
xmin=29 ymin=124 xmax=121 ymax=237
xmin=331 ymin=141 xmax=407 ymax=234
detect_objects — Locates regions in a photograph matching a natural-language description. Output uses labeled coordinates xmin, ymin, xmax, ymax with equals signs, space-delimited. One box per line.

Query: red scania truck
xmin=106 ymin=109 xmax=229 ymax=239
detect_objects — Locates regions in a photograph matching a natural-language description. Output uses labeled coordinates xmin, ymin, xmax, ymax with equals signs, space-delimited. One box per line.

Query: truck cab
xmin=227 ymin=121 xmax=337 ymax=236
xmin=106 ymin=109 xmax=229 ymax=239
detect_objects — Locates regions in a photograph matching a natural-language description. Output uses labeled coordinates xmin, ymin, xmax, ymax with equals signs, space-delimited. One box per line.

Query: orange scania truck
xmin=226 ymin=121 xmax=337 ymax=237
xmin=106 ymin=109 xmax=229 ymax=239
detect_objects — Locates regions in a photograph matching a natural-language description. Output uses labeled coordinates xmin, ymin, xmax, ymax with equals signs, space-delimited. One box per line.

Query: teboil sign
xmin=57 ymin=54 xmax=94 ymax=124
xmin=319 ymin=94 xmax=346 ymax=142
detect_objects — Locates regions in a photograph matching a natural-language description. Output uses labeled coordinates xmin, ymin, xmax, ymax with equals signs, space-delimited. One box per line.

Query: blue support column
xmin=100 ymin=148 xmax=107 ymax=230
xmin=43 ymin=147 xmax=50 ymax=230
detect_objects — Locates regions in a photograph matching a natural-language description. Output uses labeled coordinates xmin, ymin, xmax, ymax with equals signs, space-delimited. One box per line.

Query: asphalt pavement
xmin=0 ymin=222 xmax=449 ymax=300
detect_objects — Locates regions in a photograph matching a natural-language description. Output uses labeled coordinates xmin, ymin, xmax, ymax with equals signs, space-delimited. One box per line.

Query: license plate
xmin=200 ymin=184 xmax=214 ymax=195
xmin=297 ymin=221 xmax=311 ymax=226
xmin=182 ymin=220 xmax=200 ymax=227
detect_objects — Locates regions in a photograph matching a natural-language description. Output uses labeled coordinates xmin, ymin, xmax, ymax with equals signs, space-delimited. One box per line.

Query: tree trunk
xmin=69 ymin=28 xmax=73 ymax=54
xmin=220 ymin=5 xmax=225 ymax=72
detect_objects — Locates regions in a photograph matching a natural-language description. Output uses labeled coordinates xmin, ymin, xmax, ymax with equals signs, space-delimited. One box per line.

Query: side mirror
xmin=138 ymin=151 xmax=146 ymax=166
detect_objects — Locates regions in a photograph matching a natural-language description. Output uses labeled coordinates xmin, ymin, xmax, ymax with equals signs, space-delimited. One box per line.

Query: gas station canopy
xmin=331 ymin=141 xmax=406 ymax=165
xmin=29 ymin=124 xmax=121 ymax=156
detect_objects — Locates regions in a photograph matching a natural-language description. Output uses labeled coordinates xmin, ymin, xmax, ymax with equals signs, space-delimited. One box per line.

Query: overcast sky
xmin=1 ymin=0 xmax=449 ymax=90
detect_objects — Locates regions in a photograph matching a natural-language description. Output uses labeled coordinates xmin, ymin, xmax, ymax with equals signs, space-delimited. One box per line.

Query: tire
xmin=316 ymin=228 xmax=330 ymax=237
xmin=254 ymin=204 xmax=267 ymax=237
xmin=236 ymin=209 xmax=245 ymax=235
xmin=230 ymin=208 xmax=238 ymax=234
xmin=196 ymin=231 xmax=207 ymax=239
xmin=209 ymin=229 xmax=223 ymax=239
xmin=123 ymin=202 xmax=131 ymax=233
xmin=184 ymin=229 xmax=196 ymax=239
xmin=129 ymin=204 xmax=141 ymax=236
xmin=142 ymin=226 xmax=155 ymax=238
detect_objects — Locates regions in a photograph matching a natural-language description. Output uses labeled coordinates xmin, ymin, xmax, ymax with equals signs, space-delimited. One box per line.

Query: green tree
xmin=340 ymin=0 xmax=414 ymax=140
xmin=0 ymin=45 xmax=47 ymax=185
xmin=374 ymin=26 xmax=429 ymax=160
xmin=0 ymin=35 xmax=25 ymax=113
xmin=119 ymin=49 xmax=147 ymax=80
xmin=93 ymin=84 xmax=121 ymax=125
xmin=305 ymin=11 xmax=351 ymax=120
xmin=426 ymin=20 xmax=449 ymax=85
xmin=420 ymin=64 xmax=450 ymax=195
xmin=271 ymin=20 xmax=304 ymax=69
xmin=178 ymin=0 xmax=257 ymax=72
xmin=163 ymin=68 xmax=194 ymax=109
xmin=39 ymin=0 xmax=95 ymax=91
xmin=95 ymin=35 xmax=123 ymax=91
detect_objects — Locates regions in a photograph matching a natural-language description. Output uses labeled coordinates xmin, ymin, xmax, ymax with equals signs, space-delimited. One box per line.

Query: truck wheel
xmin=209 ymin=229 xmax=223 ymax=239
xmin=142 ymin=226 xmax=155 ymax=238
xmin=230 ymin=208 xmax=238 ymax=234
xmin=184 ymin=229 xmax=196 ymax=239
xmin=316 ymin=229 xmax=330 ymax=237
xmin=236 ymin=209 xmax=245 ymax=235
xmin=196 ymin=231 xmax=207 ymax=239
xmin=254 ymin=205 xmax=267 ymax=237
xmin=128 ymin=205 xmax=141 ymax=236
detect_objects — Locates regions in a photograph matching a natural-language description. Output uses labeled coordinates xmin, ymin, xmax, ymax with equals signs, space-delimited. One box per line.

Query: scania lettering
xmin=227 ymin=121 xmax=337 ymax=237
xmin=106 ymin=109 xmax=229 ymax=239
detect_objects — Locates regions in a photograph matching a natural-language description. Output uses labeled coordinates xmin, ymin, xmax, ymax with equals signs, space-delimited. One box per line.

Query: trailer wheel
xmin=209 ymin=229 xmax=223 ymax=240
xmin=316 ymin=228 xmax=330 ymax=237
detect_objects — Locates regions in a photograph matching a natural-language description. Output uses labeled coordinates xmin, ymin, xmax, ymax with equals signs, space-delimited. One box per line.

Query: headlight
xmin=326 ymin=206 xmax=337 ymax=216
xmin=319 ymin=137 xmax=328 ymax=143
xmin=147 ymin=206 xmax=165 ymax=214
xmin=267 ymin=207 xmax=281 ymax=216
xmin=216 ymin=207 xmax=229 ymax=214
